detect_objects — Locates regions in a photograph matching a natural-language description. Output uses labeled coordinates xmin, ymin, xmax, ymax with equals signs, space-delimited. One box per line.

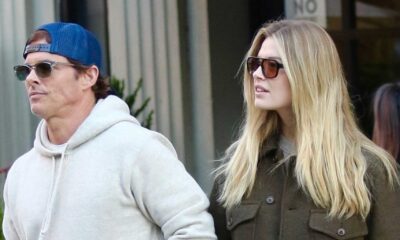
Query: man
xmin=3 ymin=22 xmax=216 ymax=240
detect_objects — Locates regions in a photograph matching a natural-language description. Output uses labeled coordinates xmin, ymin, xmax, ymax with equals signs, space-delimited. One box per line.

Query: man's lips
xmin=29 ymin=91 xmax=46 ymax=97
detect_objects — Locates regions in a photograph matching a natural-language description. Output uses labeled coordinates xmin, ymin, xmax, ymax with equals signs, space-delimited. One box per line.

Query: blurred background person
xmin=372 ymin=82 xmax=400 ymax=163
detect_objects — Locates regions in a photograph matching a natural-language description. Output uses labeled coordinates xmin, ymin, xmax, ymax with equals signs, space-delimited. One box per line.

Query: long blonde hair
xmin=216 ymin=20 xmax=398 ymax=219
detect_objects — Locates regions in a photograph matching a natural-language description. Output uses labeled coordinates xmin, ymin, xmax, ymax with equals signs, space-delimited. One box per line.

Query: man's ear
xmin=81 ymin=65 xmax=99 ymax=90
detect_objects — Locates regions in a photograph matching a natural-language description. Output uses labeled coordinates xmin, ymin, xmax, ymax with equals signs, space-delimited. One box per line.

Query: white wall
xmin=0 ymin=0 xmax=56 ymax=187
xmin=107 ymin=0 xmax=215 ymax=192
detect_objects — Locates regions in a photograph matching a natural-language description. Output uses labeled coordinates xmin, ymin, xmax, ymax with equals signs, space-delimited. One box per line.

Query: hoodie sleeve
xmin=3 ymin=176 xmax=20 ymax=240
xmin=130 ymin=133 xmax=217 ymax=239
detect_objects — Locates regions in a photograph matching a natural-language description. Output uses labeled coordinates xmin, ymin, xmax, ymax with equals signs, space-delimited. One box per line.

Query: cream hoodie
xmin=3 ymin=95 xmax=216 ymax=240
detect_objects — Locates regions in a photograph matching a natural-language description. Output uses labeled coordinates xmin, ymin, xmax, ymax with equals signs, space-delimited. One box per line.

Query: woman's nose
xmin=252 ymin=66 xmax=265 ymax=80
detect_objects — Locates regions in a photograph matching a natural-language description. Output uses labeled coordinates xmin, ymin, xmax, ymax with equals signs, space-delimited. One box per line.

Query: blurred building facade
xmin=1 ymin=0 xmax=399 ymax=194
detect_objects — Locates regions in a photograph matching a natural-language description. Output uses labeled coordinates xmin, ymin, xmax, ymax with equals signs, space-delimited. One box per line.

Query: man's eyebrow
xmin=24 ymin=59 xmax=53 ymax=65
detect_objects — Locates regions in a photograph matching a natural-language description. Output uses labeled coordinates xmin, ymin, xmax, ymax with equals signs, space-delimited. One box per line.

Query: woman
xmin=372 ymin=82 xmax=400 ymax=163
xmin=209 ymin=20 xmax=400 ymax=239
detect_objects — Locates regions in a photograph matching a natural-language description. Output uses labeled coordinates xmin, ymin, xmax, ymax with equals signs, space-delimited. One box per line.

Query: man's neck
xmin=46 ymin=96 xmax=96 ymax=144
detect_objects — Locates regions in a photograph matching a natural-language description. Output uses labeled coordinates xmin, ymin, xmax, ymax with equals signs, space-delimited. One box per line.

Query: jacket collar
xmin=259 ymin=134 xmax=280 ymax=159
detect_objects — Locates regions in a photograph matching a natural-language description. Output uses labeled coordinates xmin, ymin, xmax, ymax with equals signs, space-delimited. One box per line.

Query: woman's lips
xmin=255 ymin=85 xmax=268 ymax=93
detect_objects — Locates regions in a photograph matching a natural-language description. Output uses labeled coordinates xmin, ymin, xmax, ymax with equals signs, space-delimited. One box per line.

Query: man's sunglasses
xmin=13 ymin=61 xmax=76 ymax=81
xmin=246 ymin=57 xmax=284 ymax=79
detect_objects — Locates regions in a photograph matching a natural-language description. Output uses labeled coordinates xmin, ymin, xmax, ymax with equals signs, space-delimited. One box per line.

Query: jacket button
xmin=337 ymin=228 xmax=346 ymax=236
xmin=265 ymin=196 xmax=275 ymax=204
xmin=227 ymin=217 xmax=233 ymax=226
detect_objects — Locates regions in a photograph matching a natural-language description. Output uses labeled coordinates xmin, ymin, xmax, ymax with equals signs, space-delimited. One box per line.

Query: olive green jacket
xmin=209 ymin=140 xmax=400 ymax=240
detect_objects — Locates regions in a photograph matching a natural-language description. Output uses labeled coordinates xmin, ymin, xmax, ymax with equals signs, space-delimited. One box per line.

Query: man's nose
xmin=25 ymin=69 xmax=40 ymax=85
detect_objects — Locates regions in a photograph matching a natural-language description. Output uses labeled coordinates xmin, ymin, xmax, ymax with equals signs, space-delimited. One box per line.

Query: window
xmin=60 ymin=0 xmax=110 ymax=74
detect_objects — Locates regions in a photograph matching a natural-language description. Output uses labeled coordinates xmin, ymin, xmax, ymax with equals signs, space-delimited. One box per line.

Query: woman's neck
xmin=277 ymin=108 xmax=296 ymax=141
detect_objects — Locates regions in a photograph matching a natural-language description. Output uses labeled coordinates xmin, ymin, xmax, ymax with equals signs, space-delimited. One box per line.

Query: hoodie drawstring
xmin=39 ymin=145 xmax=68 ymax=239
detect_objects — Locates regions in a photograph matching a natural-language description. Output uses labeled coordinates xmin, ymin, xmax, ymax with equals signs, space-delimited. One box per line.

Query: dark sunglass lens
xmin=14 ymin=66 xmax=30 ymax=81
xmin=35 ymin=62 xmax=52 ymax=78
xmin=247 ymin=57 xmax=259 ymax=74
xmin=263 ymin=60 xmax=278 ymax=78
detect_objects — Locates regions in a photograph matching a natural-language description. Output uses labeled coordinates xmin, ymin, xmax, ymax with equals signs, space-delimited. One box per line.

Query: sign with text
xmin=285 ymin=0 xmax=327 ymax=28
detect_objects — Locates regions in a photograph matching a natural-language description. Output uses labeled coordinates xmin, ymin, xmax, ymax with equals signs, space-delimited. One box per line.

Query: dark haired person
xmin=372 ymin=82 xmax=400 ymax=163
xmin=3 ymin=22 xmax=216 ymax=240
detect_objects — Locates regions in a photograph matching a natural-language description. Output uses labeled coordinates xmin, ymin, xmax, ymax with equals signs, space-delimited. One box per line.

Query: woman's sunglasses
xmin=13 ymin=61 xmax=76 ymax=81
xmin=246 ymin=56 xmax=284 ymax=79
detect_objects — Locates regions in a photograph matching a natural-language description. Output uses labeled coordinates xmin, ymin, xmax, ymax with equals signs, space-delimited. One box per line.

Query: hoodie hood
xmin=34 ymin=95 xmax=140 ymax=157
xmin=29 ymin=95 xmax=141 ymax=239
